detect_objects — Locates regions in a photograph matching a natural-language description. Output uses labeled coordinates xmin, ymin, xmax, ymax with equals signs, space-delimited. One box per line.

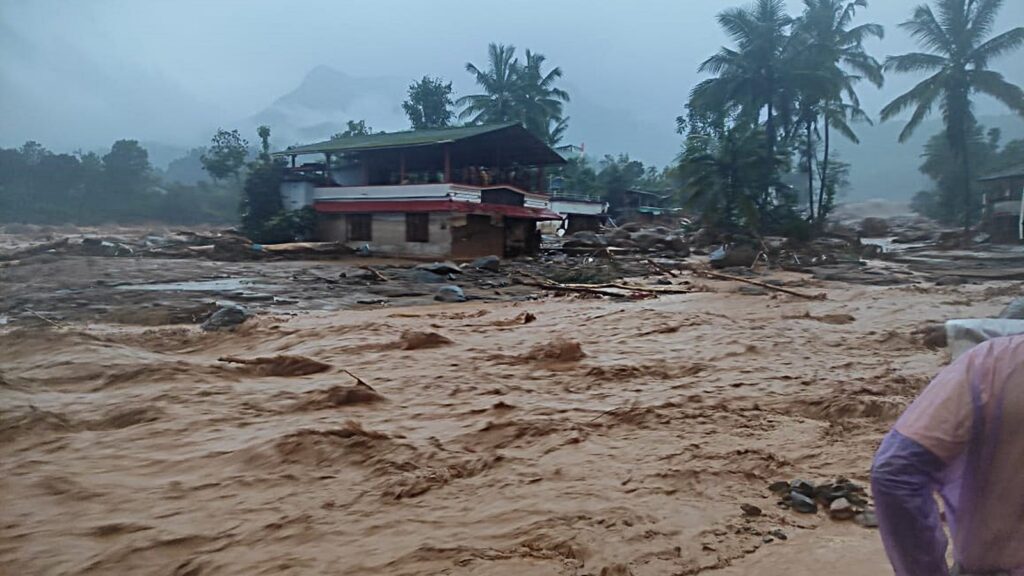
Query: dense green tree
xmin=102 ymin=139 xmax=153 ymax=199
xmin=882 ymin=0 xmax=1024 ymax=228
xmin=201 ymin=129 xmax=249 ymax=182
xmin=910 ymin=126 xmax=1012 ymax=223
xmin=331 ymin=120 xmax=374 ymax=139
xmin=402 ymin=76 xmax=455 ymax=130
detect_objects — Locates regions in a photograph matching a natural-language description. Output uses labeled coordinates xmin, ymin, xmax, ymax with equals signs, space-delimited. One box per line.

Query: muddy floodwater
xmin=1 ymin=256 xmax=1019 ymax=574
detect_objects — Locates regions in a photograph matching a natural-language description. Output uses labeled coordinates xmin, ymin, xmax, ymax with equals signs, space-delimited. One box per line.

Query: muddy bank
xmin=1 ymin=272 xmax=1015 ymax=575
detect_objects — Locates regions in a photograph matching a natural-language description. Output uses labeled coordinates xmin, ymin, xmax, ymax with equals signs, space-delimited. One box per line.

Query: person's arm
xmin=871 ymin=430 xmax=951 ymax=576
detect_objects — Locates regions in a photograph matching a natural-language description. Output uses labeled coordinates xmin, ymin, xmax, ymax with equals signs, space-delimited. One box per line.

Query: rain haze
xmin=2 ymin=0 xmax=1023 ymax=194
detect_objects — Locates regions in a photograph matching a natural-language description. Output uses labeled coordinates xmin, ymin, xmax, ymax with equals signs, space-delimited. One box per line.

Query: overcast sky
xmin=2 ymin=0 xmax=1022 ymax=165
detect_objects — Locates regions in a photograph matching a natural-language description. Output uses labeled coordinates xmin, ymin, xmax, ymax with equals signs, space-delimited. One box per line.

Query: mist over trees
xmin=2 ymin=0 xmax=1021 ymax=238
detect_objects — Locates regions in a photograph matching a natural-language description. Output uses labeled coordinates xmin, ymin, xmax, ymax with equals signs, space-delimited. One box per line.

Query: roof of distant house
xmin=274 ymin=122 xmax=567 ymax=166
xmin=979 ymin=161 xmax=1024 ymax=182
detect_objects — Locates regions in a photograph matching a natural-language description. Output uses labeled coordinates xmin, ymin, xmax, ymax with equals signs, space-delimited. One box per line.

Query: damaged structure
xmin=275 ymin=123 xmax=566 ymax=258
xmin=979 ymin=162 xmax=1024 ymax=243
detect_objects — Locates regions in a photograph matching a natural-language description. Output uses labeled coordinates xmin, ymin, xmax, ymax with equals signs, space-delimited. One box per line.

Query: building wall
xmin=316 ymin=212 xmax=453 ymax=258
xmin=280 ymin=181 xmax=316 ymax=210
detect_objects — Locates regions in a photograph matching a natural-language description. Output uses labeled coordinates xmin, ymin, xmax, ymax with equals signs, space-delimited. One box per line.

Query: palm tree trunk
xmin=817 ymin=117 xmax=831 ymax=227
xmin=806 ymin=119 xmax=815 ymax=221
xmin=960 ymin=143 xmax=972 ymax=232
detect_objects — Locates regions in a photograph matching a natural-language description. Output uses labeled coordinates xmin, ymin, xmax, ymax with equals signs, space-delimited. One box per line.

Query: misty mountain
xmin=245 ymin=66 xmax=409 ymax=147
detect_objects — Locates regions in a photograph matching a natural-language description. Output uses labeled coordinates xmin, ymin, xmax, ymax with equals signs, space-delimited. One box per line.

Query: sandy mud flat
xmin=1 ymin=250 xmax=1019 ymax=575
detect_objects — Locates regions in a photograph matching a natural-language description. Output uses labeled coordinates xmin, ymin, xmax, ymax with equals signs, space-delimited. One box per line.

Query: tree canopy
xmin=403 ymin=76 xmax=455 ymax=130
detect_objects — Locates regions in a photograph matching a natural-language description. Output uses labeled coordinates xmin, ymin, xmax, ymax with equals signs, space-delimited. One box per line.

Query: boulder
xmin=829 ymin=497 xmax=856 ymax=521
xmin=661 ymin=235 xmax=690 ymax=256
xmin=471 ymin=255 xmax=501 ymax=272
xmin=630 ymin=231 xmax=664 ymax=251
xmin=566 ymin=230 xmax=606 ymax=247
xmin=999 ymin=298 xmax=1024 ymax=319
xmin=859 ymin=217 xmax=891 ymax=237
xmin=435 ymin=285 xmax=467 ymax=303
xmin=609 ymin=227 xmax=632 ymax=241
xmin=406 ymin=269 xmax=449 ymax=284
xmin=416 ymin=261 xmax=462 ymax=275
xmin=200 ymin=304 xmax=251 ymax=332
xmin=709 ymin=244 xmax=759 ymax=269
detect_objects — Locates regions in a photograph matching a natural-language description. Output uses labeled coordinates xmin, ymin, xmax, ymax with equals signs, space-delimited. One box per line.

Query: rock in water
xmin=435 ymin=285 xmax=466 ymax=303
xmin=829 ymin=497 xmax=856 ymax=520
xmin=790 ymin=492 xmax=818 ymax=514
xmin=200 ymin=304 xmax=250 ymax=331
xmin=709 ymin=244 xmax=759 ymax=269
xmin=859 ymin=217 xmax=891 ymax=237
xmin=854 ymin=510 xmax=879 ymax=528
xmin=740 ymin=503 xmax=763 ymax=517
xmin=471 ymin=255 xmax=501 ymax=272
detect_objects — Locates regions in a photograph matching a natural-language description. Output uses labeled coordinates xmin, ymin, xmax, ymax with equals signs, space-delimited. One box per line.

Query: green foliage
xmin=332 ymin=120 xmax=374 ymax=139
xmin=403 ymin=76 xmax=455 ymax=130
xmin=679 ymin=118 xmax=777 ymax=232
xmin=882 ymin=0 xmax=1024 ymax=227
xmin=238 ymin=126 xmax=313 ymax=243
xmin=458 ymin=43 xmax=570 ymax=144
xmin=911 ymin=126 xmax=1019 ymax=225
xmin=201 ymin=129 xmax=249 ymax=181
xmin=0 ymin=140 xmax=238 ymax=225
xmin=257 ymin=207 xmax=317 ymax=244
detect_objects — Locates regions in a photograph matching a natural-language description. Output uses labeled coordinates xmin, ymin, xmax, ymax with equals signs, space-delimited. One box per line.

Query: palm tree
xmin=690 ymin=0 xmax=794 ymax=159
xmin=457 ymin=43 xmax=520 ymax=125
xmin=882 ymin=0 xmax=1024 ymax=228
xmin=793 ymin=0 xmax=883 ymax=224
xmin=515 ymin=50 xmax=571 ymax=143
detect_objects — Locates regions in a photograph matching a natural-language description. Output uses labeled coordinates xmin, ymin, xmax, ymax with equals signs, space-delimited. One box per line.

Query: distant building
xmin=978 ymin=162 xmax=1024 ymax=243
xmin=274 ymin=123 xmax=565 ymax=258
xmin=617 ymin=188 xmax=680 ymax=224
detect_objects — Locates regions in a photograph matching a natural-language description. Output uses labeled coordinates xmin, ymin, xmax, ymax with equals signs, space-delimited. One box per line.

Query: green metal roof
xmin=275 ymin=122 xmax=521 ymax=156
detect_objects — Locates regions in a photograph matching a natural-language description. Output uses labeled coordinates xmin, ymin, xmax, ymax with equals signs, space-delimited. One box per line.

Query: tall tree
xmin=793 ymin=0 xmax=883 ymax=224
xmin=201 ymin=129 xmax=248 ymax=182
xmin=102 ymin=140 xmax=152 ymax=194
xmin=690 ymin=0 xmax=795 ymax=160
xmin=881 ymin=0 xmax=1024 ymax=228
xmin=257 ymin=125 xmax=272 ymax=159
xmin=515 ymin=50 xmax=571 ymax=144
xmin=402 ymin=76 xmax=455 ymax=130
xmin=458 ymin=43 xmax=520 ymax=126
xmin=458 ymin=43 xmax=570 ymax=143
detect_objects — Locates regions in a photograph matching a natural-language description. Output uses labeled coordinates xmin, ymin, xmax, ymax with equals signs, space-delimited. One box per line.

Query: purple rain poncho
xmin=872 ymin=335 xmax=1024 ymax=576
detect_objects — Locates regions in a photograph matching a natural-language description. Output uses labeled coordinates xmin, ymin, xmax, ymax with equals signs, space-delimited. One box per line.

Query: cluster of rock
xmin=560 ymin=224 xmax=691 ymax=256
xmin=762 ymin=478 xmax=878 ymax=527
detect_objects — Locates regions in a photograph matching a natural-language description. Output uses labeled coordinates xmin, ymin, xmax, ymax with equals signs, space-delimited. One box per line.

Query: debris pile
xmin=765 ymin=478 xmax=878 ymax=527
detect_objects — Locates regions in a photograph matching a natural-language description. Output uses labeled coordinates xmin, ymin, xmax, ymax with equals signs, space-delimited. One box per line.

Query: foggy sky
xmin=2 ymin=0 xmax=1023 ymax=167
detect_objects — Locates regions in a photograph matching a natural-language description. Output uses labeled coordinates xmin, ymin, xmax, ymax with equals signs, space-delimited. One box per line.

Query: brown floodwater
xmin=0 ymin=274 xmax=1014 ymax=575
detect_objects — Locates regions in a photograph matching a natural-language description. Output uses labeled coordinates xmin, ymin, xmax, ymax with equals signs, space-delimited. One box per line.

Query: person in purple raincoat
xmin=872 ymin=335 xmax=1024 ymax=576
